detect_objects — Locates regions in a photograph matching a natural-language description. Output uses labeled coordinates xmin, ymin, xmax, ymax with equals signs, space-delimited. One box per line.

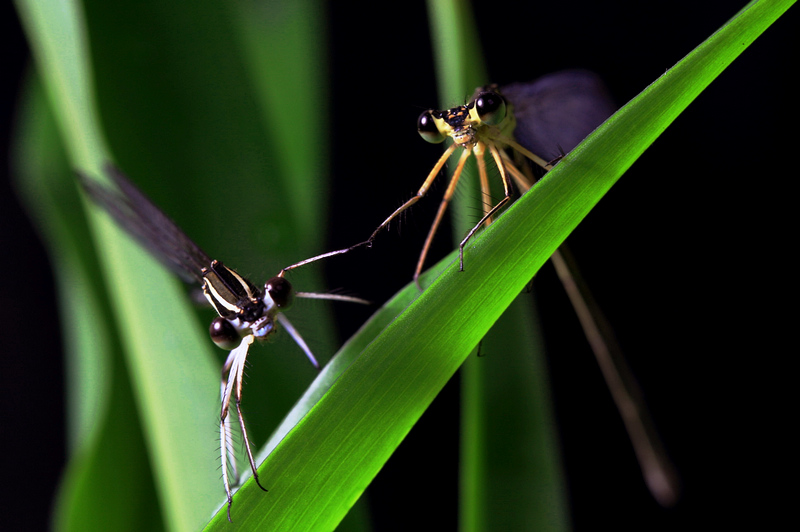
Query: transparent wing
xmin=501 ymin=70 xmax=617 ymax=159
xmin=78 ymin=164 xmax=212 ymax=284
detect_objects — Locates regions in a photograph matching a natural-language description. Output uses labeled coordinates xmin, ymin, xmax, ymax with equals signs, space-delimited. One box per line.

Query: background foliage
xmin=3 ymin=0 xmax=796 ymax=530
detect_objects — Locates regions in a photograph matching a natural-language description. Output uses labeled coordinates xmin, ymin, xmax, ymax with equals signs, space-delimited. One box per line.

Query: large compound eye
xmin=474 ymin=91 xmax=506 ymax=125
xmin=417 ymin=110 xmax=446 ymax=144
xmin=265 ymin=276 xmax=294 ymax=309
xmin=209 ymin=317 xmax=240 ymax=350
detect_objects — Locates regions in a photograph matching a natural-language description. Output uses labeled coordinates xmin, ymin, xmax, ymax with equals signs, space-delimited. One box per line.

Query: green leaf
xmin=14 ymin=74 xmax=163 ymax=532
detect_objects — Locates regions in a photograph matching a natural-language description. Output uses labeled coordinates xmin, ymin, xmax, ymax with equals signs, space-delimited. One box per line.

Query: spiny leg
xmin=219 ymin=347 xmax=239 ymax=520
xmin=368 ymin=142 xmax=458 ymax=245
xmin=219 ymin=335 xmax=256 ymax=521
xmin=295 ymin=292 xmax=371 ymax=306
xmin=413 ymin=147 xmax=472 ymax=285
xmin=280 ymin=243 xmax=367 ymax=276
xmin=220 ymin=389 xmax=236 ymax=522
xmin=220 ymin=414 xmax=235 ymax=522
xmin=276 ymin=313 xmax=319 ymax=369
xmin=504 ymin=136 xmax=553 ymax=171
xmin=474 ymin=142 xmax=493 ymax=220
xmin=221 ymin=404 xmax=237 ymax=482
xmin=499 ymin=148 xmax=536 ymax=190
xmin=457 ymin=142 xmax=514 ymax=272
xmin=231 ymin=351 xmax=268 ymax=495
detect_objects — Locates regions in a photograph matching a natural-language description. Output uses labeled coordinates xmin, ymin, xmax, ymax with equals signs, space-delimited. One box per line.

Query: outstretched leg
xmin=457 ymin=142 xmax=514 ymax=272
xmin=370 ymin=142 xmax=459 ymax=247
xmin=413 ymin=147 xmax=473 ymax=284
xmin=219 ymin=335 xmax=265 ymax=521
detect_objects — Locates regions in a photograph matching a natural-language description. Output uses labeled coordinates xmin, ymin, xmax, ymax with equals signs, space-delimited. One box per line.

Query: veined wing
xmin=501 ymin=70 xmax=616 ymax=159
xmin=77 ymin=164 xmax=211 ymax=284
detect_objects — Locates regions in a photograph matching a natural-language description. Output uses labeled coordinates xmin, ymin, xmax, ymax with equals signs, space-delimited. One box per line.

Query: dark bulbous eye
xmin=417 ymin=110 xmax=446 ymax=143
xmin=474 ymin=92 xmax=506 ymax=125
xmin=209 ymin=317 xmax=240 ymax=350
xmin=265 ymin=276 xmax=294 ymax=309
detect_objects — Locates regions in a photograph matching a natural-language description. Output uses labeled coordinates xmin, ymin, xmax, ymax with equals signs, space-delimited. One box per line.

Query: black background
xmin=3 ymin=1 xmax=796 ymax=530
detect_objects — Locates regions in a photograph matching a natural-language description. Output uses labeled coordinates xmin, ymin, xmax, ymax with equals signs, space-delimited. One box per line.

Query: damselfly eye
xmin=265 ymin=276 xmax=294 ymax=309
xmin=210 ymin=317 xmax=240 ymax=350
xmin=474 ymin=91 xmax=506 ymax=125
xmin=417 ymin=110 xmax=446 ymax=144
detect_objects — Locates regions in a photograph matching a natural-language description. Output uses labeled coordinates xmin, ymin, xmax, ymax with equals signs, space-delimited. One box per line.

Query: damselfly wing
xmin=78 ymin=165 xmax=365 ymax=520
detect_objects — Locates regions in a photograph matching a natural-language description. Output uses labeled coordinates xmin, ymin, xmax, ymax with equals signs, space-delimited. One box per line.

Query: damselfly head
xmin=219 ymin=276 xmax=295 ymax=344
xmin=417 ymin=90 xmax=509 ymax=149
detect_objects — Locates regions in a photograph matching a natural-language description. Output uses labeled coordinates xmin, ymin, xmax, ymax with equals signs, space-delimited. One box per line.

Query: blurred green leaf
xmin=12 ymin=0 xmax=792 ymax=531
xmin=14 ymin=0 xmax=341 ymax=530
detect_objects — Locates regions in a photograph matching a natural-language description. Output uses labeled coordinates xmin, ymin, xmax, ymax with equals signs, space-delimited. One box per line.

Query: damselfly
xmin=78 ymin=165 xmax=365 ymax=520
xmin=365 ymin=71 xmax=679 ymax=506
